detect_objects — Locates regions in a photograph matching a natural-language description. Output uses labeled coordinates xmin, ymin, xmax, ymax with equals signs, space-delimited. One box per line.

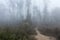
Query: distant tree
xmin=43 ymin=0 xmax=50 ymax=24
xmin=8 ymin=0 xmax=24 ymax=25
xmin=25 ymin=0 xmax=32 ymax=25
xmin=21 ymin=0 xmax=36 ymax=34
xmin=52 ymin=8 xmax=60 ymax=24
xmin=32 ymin=6 xmax=41 ymax=25
xmin=17 ymin=0 xmax=24 ymax=21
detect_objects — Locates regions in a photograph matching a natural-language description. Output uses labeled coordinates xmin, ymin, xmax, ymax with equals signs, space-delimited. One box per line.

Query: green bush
xmin=0 ymin=22 xmax=36 ymax=40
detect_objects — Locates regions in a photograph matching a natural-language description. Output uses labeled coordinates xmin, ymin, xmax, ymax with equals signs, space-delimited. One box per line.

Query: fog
xmin=0 ymin=0 xmax=60 ymax=27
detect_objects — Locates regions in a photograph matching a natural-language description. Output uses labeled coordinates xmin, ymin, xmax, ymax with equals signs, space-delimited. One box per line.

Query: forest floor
xmin=34 ymin=28 xmax=56 ymax=40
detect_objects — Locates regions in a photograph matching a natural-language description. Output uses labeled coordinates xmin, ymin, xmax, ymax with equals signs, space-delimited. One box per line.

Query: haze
xmin=0 ymin=0 xmax=60 ymax=26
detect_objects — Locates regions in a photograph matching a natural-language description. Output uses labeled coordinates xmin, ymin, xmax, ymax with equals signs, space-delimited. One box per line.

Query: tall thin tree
xmin=25 ymin=0 xmax=32 ymax=25
xmin=43 ymin=0 xmax=48 ymax=24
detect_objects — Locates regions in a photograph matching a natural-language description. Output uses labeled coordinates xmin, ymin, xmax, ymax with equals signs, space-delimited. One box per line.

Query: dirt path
xmin=34 ymin=28 xmax=56 ymax=40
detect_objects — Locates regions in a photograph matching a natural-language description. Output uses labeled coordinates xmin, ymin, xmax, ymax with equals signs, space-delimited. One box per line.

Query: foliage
xmin=0 ymin=22 xmax=36 ymax=40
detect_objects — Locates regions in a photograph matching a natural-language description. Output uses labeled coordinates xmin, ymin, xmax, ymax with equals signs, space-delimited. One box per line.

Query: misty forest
xmin=0 ymin=0 xmax=60 ymax=40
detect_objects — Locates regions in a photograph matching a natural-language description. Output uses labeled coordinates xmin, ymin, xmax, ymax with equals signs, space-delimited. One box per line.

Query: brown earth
xmin=34 ymin=28 xmax=56 ymax=40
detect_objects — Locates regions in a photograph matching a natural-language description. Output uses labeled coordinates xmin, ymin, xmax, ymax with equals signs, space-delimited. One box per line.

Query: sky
xmin=0 ymin=0 xmax=60 ymax=24
xmin=0 ymin=0 xmax=60 ymax=12
xmin=48 ymin=0 xmax=60 ymax=11
xmin=32 ymin=0 xmax=60 ymax=12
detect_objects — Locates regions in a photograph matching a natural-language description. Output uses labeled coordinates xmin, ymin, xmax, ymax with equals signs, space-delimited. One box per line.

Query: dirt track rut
xmin=34 ymin=28 xmax=56 ymax=40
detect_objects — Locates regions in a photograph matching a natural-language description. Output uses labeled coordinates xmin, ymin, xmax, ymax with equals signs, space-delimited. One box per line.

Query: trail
xmin=34 ymin=28 xmax=56 ymax=40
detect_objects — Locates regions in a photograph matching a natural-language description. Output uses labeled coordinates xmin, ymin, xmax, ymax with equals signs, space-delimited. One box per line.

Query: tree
xmin=43 ymin=0 xmax=49 ymax=24
xmin=32 ymin=6 xmax=41 ymax=25
xmin=25 ymin=0 xmax=32 ymax=25
xmin=52 ymin=7 xmax=60 ymax=25
xmin=8 ymin=0 xmax=24 ymax=25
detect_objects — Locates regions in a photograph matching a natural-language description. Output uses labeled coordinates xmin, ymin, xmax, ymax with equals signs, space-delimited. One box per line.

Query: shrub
xmin=0 ymin=22 xmax=36 ymax=40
